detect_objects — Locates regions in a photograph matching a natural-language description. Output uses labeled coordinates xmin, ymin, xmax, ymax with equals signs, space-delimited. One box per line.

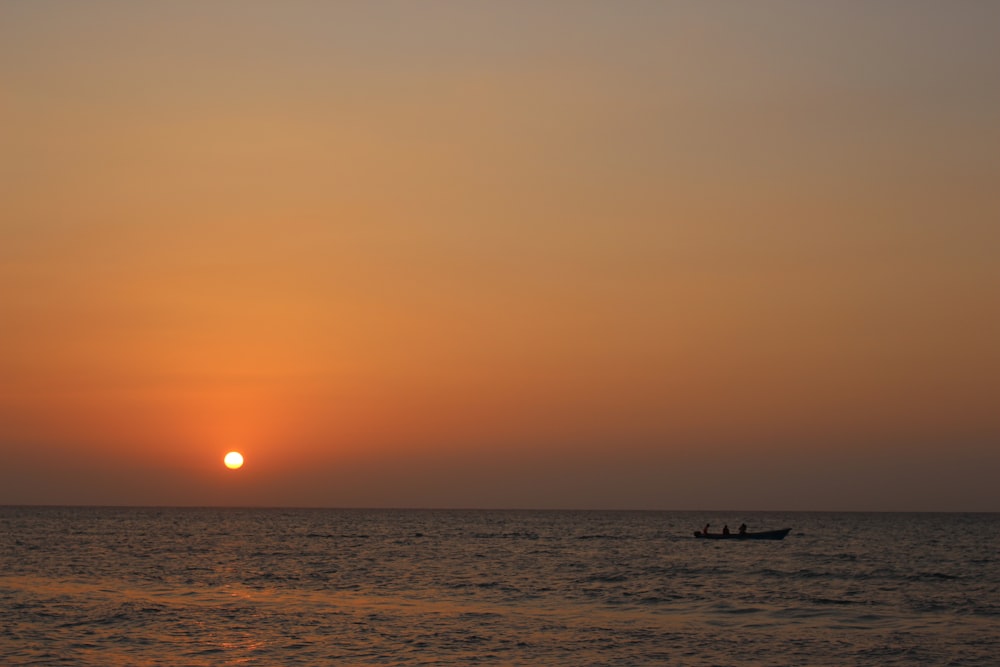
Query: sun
xmin=224 ymin=451 xmax=244 ymax=470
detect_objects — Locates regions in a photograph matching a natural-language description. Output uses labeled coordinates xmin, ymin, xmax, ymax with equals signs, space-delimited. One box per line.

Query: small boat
xmin=693 ymin=528 xmax=791 ymax=540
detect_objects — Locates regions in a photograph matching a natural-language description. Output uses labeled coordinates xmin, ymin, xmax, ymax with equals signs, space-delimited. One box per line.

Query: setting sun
xmin=223 ymin=452 xmax=244 ymax=470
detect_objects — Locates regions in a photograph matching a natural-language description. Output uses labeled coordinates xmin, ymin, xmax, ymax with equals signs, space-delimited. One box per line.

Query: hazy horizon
xmin=6 ymin=503 xmax=999 ymax=515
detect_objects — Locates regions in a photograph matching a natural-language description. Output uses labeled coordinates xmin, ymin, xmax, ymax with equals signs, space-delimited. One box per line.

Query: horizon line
xmin=3 ymin=503 xmax=997 ymax=514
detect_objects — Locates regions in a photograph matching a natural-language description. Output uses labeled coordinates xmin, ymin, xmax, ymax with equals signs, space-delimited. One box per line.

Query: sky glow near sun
xmin=0 ymin=2 xmax=998 ymax=510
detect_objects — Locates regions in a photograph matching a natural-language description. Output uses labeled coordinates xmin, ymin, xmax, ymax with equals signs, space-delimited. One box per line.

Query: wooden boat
xmin=693 ymin=528 xmax=791 ymax=540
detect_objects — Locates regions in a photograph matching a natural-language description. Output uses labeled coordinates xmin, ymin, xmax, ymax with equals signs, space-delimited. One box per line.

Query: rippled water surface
xmin=2 ymin=508 xmax=998 ymax=665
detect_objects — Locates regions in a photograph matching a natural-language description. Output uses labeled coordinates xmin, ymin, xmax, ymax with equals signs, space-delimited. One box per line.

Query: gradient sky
xmin=2 ymin=2 xmax=998 ymax=510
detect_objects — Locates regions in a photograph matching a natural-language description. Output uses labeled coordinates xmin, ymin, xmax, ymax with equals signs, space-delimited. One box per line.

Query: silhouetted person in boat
xmin=702 ymin=524 xmax=710 ymax=535
xmin=722 ymin=525 xmax=730 ymax=535
xmin=738 ymin=523 xmax=747 ymax=535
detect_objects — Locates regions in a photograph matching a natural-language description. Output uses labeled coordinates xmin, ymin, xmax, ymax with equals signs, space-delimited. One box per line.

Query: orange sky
xmin=2 ymin=3 xmax=998 ymax=510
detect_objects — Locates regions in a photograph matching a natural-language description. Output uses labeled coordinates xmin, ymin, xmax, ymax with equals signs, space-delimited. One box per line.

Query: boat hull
xmin=693 ymin=528 xmax=791 ymax=540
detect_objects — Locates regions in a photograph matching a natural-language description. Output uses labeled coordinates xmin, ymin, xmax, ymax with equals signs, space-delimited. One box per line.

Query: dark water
xmin=1 ymin=508 xmax=997 ymax=665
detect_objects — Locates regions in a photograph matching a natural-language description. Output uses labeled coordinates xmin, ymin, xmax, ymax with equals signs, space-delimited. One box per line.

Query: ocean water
xmin=1 ymin=508 xmax=997 ymax=666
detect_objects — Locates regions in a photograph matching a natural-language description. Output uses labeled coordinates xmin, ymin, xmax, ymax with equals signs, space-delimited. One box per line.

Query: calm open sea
xmin=1 ymin=508 xmax=997 ymax=665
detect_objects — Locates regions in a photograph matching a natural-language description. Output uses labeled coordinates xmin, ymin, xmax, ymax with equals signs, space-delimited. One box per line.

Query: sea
xmin=1 ymin=508 xmax=997 ymax=666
